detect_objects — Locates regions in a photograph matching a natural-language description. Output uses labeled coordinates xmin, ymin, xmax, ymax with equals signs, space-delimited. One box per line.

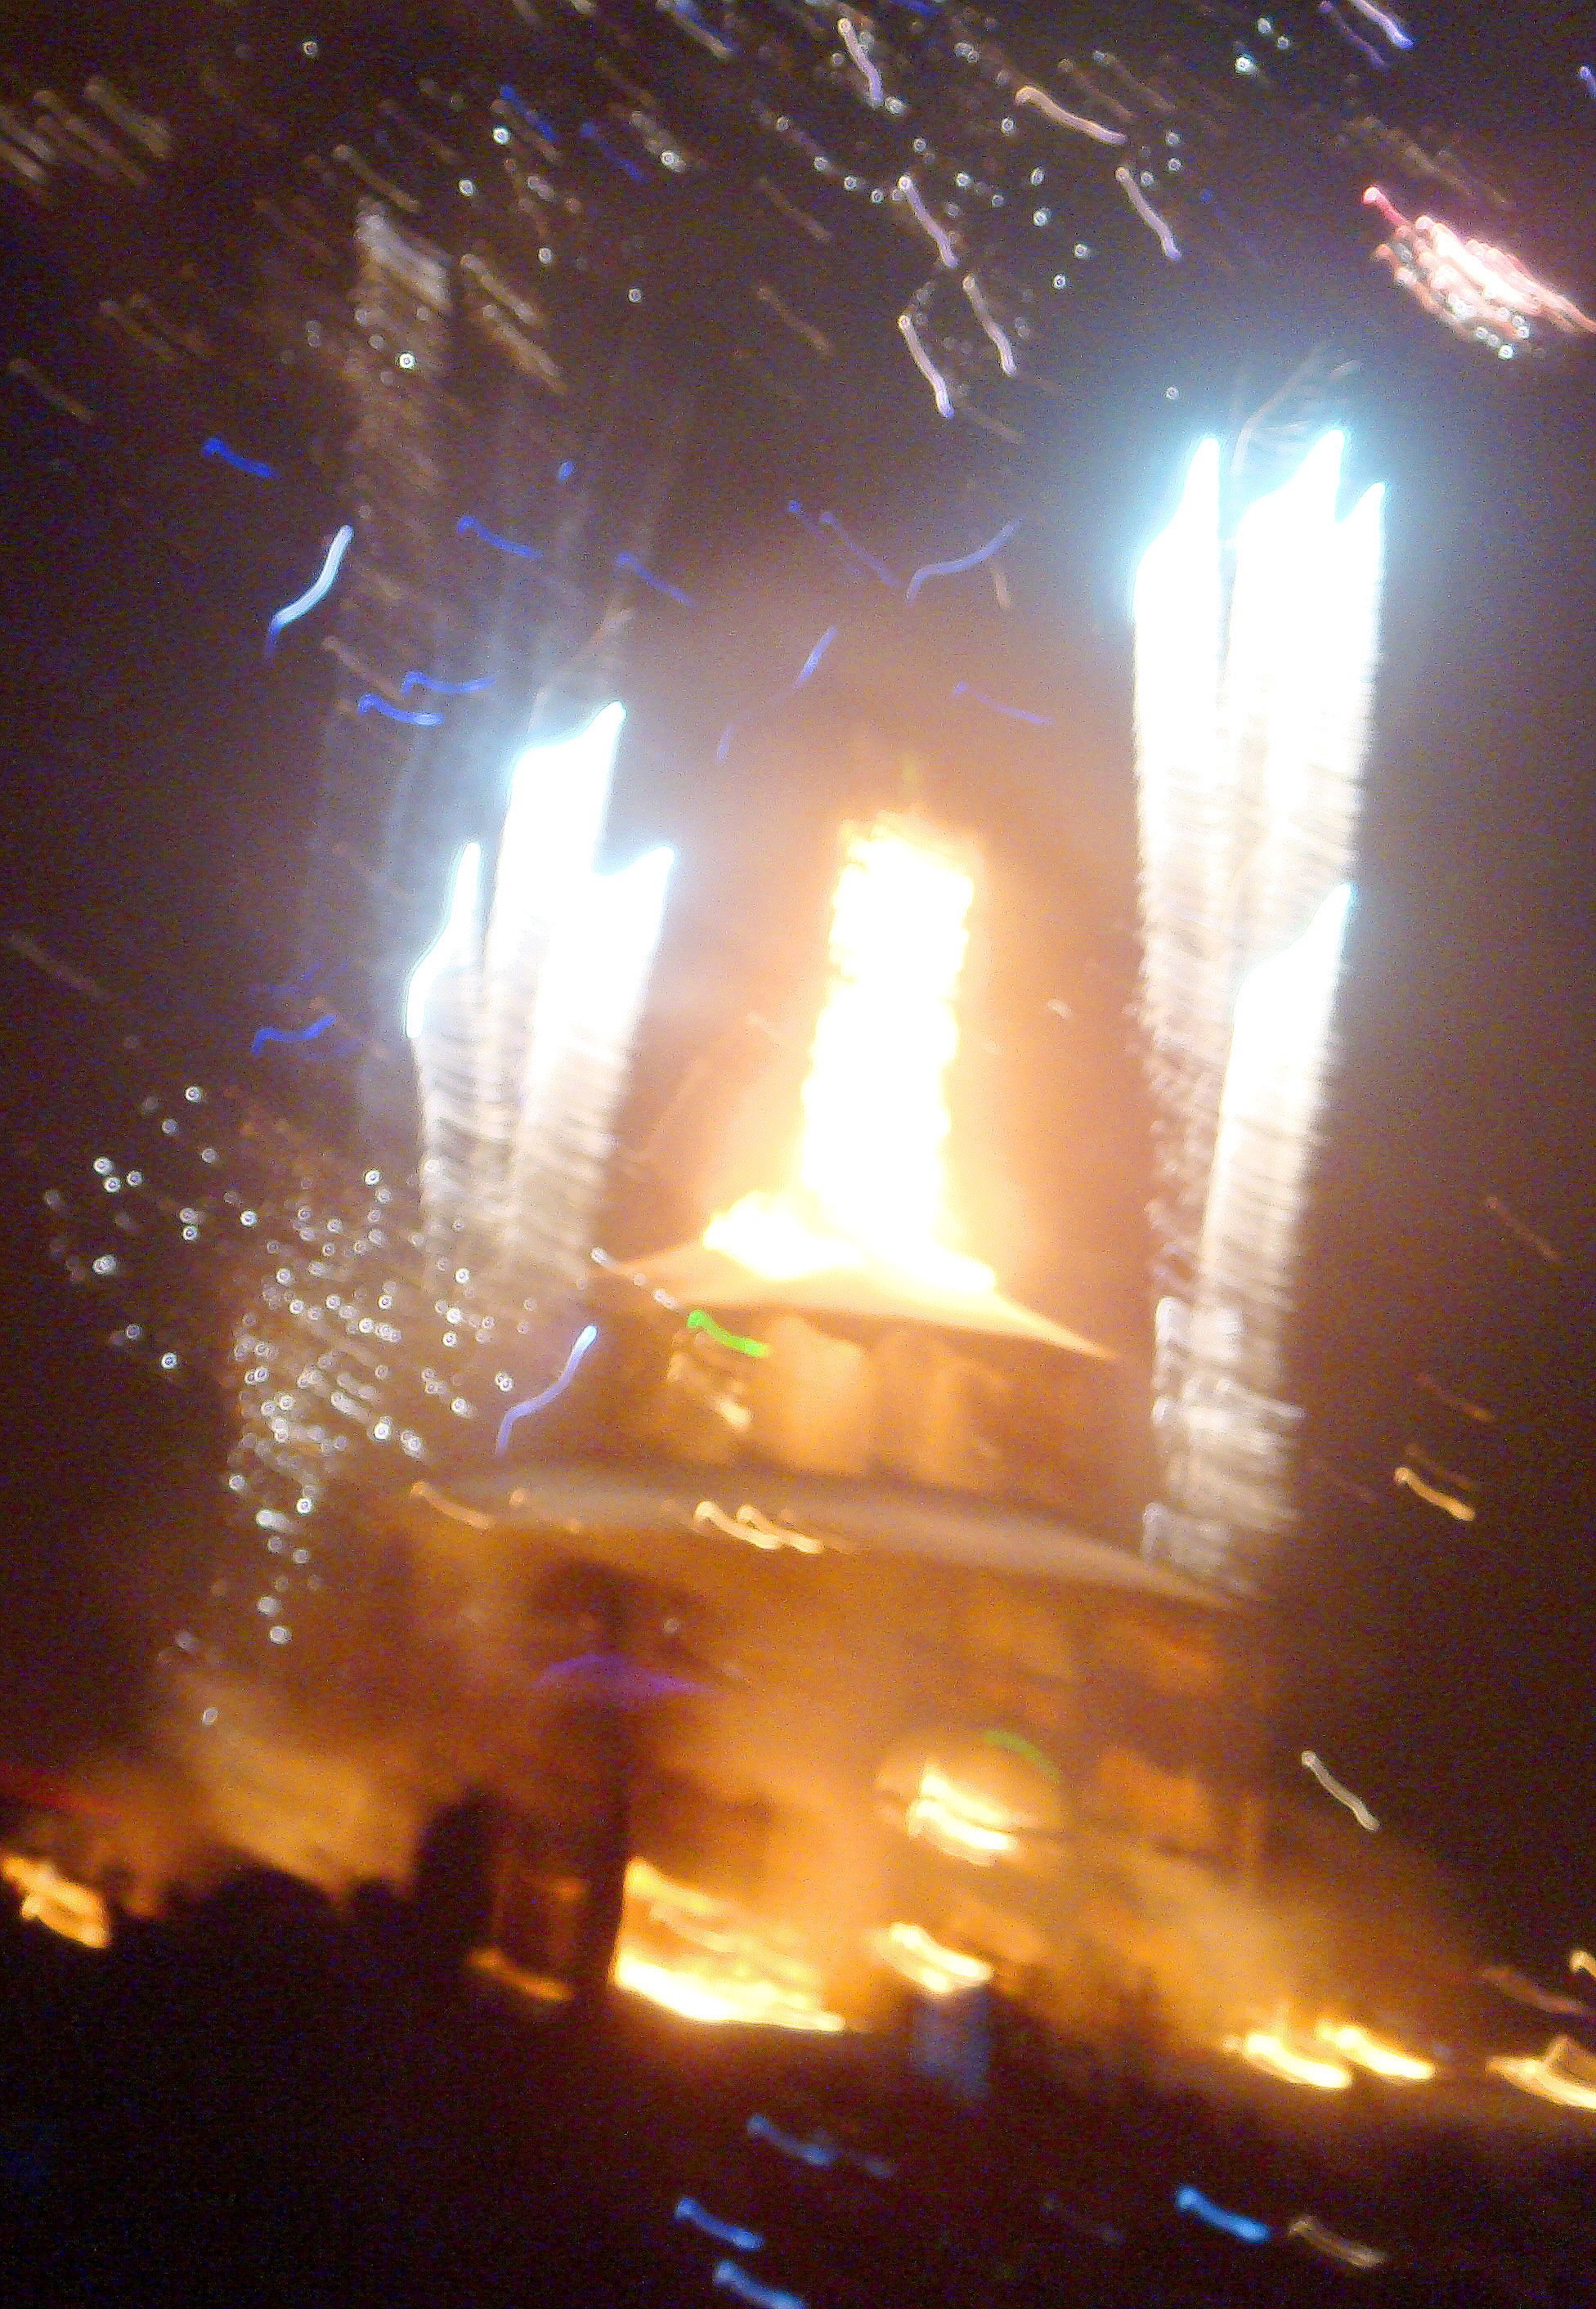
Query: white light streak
xmin=1115 ymin=164 xmax=1181 ymax=259
xmin=897 ymin=174 xmax=958 ymax=268
xmin=405 ymin=843 xmax=482 ymax=1040
xmin=897 ymin=311 xmax=954 ymax=418
xmin=265 ymin=524 xmax=354 ymax=657
xmin=1013 ymin=84 xmax=1126 ymax=144
xmin=962 ymin=273 xmax=1016 ymax=375
xmin=1300 ymin=1750 xmax=1379 ymax=1831
xmin=838 ymin=18 xmax=883 ymax=106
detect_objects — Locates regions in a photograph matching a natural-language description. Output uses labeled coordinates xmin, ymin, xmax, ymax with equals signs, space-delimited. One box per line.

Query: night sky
xmin=2 ymin=0 xmax=1594 ymax=1964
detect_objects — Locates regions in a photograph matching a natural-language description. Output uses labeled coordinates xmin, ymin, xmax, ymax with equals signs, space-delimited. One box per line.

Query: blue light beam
xmin=614 ymin=551 xmax=694 ymax=607
xmin=495 ymin=1325 xmax=599 ymax=1454
xmin=906 ymin=518 xmax=1021 ymax=603
xmin=951 ymin=681 xmax=1053 ymax=727
xmin=457 ymin=513 xmax=542 ymax=559
xmin=1175 ymin=2186 xmax=1271 ymax=2245
xmin=264 ymin=524 xmax=353 ymax=659
xmin=203 ymin=436 xmax=276 ymax=480
xmin=716 ymin=625 xmax=838 ymax=762
xmin=250 ymin=1013 xmax=338 ymax=1057
xmin=401 ymin=670 xmax=492 ymax=697
xmin=356 ymin=694 xmax=443 ymax=728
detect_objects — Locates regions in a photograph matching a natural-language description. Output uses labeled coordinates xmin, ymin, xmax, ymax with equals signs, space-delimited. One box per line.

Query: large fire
xmin=703 ymin=820 xmax=994 ymax=1297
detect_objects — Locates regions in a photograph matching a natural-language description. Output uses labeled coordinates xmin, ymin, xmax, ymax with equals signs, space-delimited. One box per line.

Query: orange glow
xmin=1316 ymin=2020 xmax=1435 ymax=2082
xmin=1488 ymin=2037 xmax=1596 ymax=2112
xmin=703 ymin=821 xmax=995 ymax=1297
xmin=1236 ymin=2027 xmax=1353 ymax=2090
xmin=903 ymin=1765 xmax=1017 ymax=1865
xmin=611 ymin=1859 xmax=845 ymax=2033
xmin=2 ymin=1852 xmax=112 ymax=1950
xmin=867 ymin=1921 xmax=993 ymax=1997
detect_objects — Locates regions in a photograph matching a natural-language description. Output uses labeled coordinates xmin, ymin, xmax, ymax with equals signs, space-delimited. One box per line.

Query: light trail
xmin=456 ymin=513 xmax=541 ymax=558
xmin=202 ymin=436 xmax=276 ymax=479
xmin=1393 ymin=1463 xmax=1477 ymax=1521
xmin=250 ymin=1015 xmax=338 ymax=1057
xmin=907 ymin=518 xmax=1020 ymax=603
xmin=356 ymin=694 xmax=443 ymax=727
xmin=495 ymin=1323 xmax=598 ymax=1452
xmin=1300 ymin=1749 xmax=1379 ymax=1831
xmin=1319 ymin=2 xmax=1388 ymax=72
xmin=675 ymin=2199 xmax=764 ymax=2253
xmin=1287 ymin=2216 xmax=1387 ymax=2271
xmin=818 ymin=511 xmax=897 ymax=586
xmin=746 ymin=2115 xmax=839 ymax=2168
xmin=264 ymin=523 xmax=353 ymax=659
xmin=1115 ymin=165 xmax=1181 ymax=259
xmin=1237 ymin=2030 xmax=1353 ymax=2091
xmin=1346 ymin=0 xmax=1411 ymax=48
xmin=962 ymin=273 xmax=1017 ymax=376
xmin=712 ymin=2262 xmax=805 ymax=2309
xmin=685 ymin=1309 xmax=770 ymax=1356
xmin=838 ymin=17 xmax=883 ymax=107
xmin=614 ymin=549 xmax=694 ymax=606
xmin=1488 ymin=2038 xmax=1596 ymax=2112
xmin=401 ymin=670 xmax=492 ymax=697
xmin=1316 ymin=2021 xmax=1433 ymax=2081
xmin=1013 ymin=84 xmax=1126 ymax=144
xmin=897 ymin=174 xmax=958 ymax=268
xmin=951 ymin=681 xmax=1051 ymax=728
xmin=897 ymin=312 xmax=953 ymax=417
xmin=715 ymin=625 xmax=837 ymax=762
xmin=1175 ymin=2186 xmax=1271 ymax=2243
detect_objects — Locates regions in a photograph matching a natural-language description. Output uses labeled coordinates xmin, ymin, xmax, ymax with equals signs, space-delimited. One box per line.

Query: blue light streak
xmin=580 ymin=120 xmax=646 ymax=183
xmin=495 ymin=1325 xmax=599 ymax=1454
xmin=202 ymin=436 xmax=276 ymax=480
xmin=401 ymin=670 xmax=492 ymax=697
xmin=500 ymin=85 xmax=560 ymax=143
xmin=457 ymin=513 xmax=542 ymax=559
xmin=356 ymin=694 xmax=443 ymax=727
xmin=614 ymin=550 xmax=694 ymax=607
xmin=264 ymin=524 xmax=353 ymax=659
xmin=556 ymin=458 xmax=576 ymax=482
xmin=818 ymin=512 xmax=898 ymax=587
xmin=906 ymin=518 xmax=1021 ymax=603
xmin=713 ymin=2265 xmax=805 ymax=2309
xmin=250 ymin=1013 xmax=338 ymax=1057
xmin=746 ymin=2115 xmax=837 ymax=2169
xmin=675 ymin=2199 xmax=764 ymax=2253
xmin=537 ymin=1652 xmax=706 ymax=1706
xmin=951 ymin=681 xmax=1053 ymax=728
xmin=1581 ymin=64 xmax=1596 ymax=99
xmin=716 ymin=625 xmax=838 ymax=763
xmin=1175 ymin=2186 xmax=1271 ymax=2246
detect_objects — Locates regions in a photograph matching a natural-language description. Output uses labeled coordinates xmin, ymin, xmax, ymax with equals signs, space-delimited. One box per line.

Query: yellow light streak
xmin=1488 ymin=2037 xmax=1596 ymax=2112
xmin=2 ymin=1852 xmax=112 ymax=1950
xmin=1316 ymin=2020 xmax=1434 ymax=2082
xmin=903 ymin=1766 xmax=1017 ymax=1865
xmin=612 ymin=1859 xmax=845 ymax=2033
xmin=1393 ymin=1464 xmax=1477 ymax=1522
xmin=867 ymin=1921 xmax=993 ymax=1997
xmin=612 ymin=1951 xmax=845 ymax=2031
xmin=1237 ymin=2028 xmax=1353 ymax=2090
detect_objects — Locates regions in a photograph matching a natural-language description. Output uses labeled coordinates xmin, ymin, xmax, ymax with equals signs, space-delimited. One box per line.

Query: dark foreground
xmin=3 ymin=1876 xmax=1594 ymax=2309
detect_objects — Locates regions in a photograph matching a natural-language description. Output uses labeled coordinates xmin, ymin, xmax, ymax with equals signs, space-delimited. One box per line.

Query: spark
xmin=401 ymin=670 xmax=492 ymax=697
xmin=356 ymin=694 xmax=443 ymax=727
xmin=838 ymin=18 xmax=883 ymax=106
xmin=1300 ymin=1749 xmax=1379 ymax=1831
xmin=1287 ymin=2216 xmax=1387 ymax=2271
xmin=907 ymin=518 xmax=1020 ymax=603
xmin=614 ymin=550 xmax=694 ymax=606
xmin=1012 ymin=85 xmax=1126 ymax=144
xmin=897 ymin=173 xmax=959 ymax=268
xmin=264 ymin=523 xmax=353 ymax=659
xmin=1175 ymin=2186 xmax=1271 ymax=2242
xmin=686 ymin=1310 xmax=770 ymax=1356
xmin=818 ymin=512 xmax=897 ymax=586
xmin=897 ymin=312 xmax=953 ymax=417
xmin=1115 ymin=165 xmax=1181 ymax=260
xmin=202 ymin=436 xmax=276 ymax=479
xmin=250 ymin=1015 xmax=338 ymax=1057
xmin=951 ymin=682 xmax=1051 ymax=727
xmin=715 ymin=626 xmax=837 ymax=762
xmin=962 ymin=274 xmax=1016 ymax=376
xmin=675 ymin=2200 xmax=764 ymax=2253
xmin=405 ymin=843 xmax=482 ymax=1040
xmin=456 ymin=513 xmax=541 ymax=558
xmin=495 ymin=1323 xmax=598 ymax=1452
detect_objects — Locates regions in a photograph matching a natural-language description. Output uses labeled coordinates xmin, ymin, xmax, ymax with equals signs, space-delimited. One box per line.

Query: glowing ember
xmin=705 ymin=819 xmax=994 ymax=1297
xmin=2 ymin=1852 xmax=113 ymax=1950
xmin=1316 ymin=2020 xmax=1435 ymax=2082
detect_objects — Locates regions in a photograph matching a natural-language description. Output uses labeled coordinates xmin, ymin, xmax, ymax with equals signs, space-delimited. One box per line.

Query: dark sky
xmin=1 ymin=0 xmax=1594 ymax=1957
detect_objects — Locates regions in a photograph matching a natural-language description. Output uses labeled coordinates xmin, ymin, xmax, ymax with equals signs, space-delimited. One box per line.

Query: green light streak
xmin=686 ymin=1309 xmax=770 ymax=1359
